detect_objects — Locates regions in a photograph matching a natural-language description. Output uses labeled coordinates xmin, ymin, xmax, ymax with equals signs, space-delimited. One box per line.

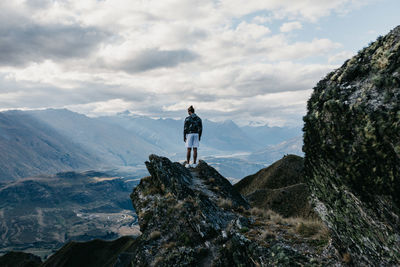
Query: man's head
xmin=188 ymin=105 xmax=195 ymax=115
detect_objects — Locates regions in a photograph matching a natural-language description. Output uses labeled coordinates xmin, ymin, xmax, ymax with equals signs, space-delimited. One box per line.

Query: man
xmin=183 ymin=105 xmax=202 ymax=167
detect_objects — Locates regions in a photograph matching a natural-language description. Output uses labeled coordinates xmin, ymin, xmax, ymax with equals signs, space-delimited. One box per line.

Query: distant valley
xmin=0 ymin=170 xmax=141 ymax=259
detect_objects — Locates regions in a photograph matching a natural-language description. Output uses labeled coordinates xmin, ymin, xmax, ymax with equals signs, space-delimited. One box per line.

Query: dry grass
xmin=174 ymin=201 xmax=185 ymax=210
xmin=260 ymin=229 xmax=276 ymax=240
xmin=287 ymin=217 xmax=330 ymax=240
xmin=164 ymin=192 xmax=174 ymax=199
xmin=218 ymin=198 xmax=233 ymax=209
xmin=143 ymin=186 xmax=162 ymax=196
xmin=151 ymin=256 xmax=163 ymax=267
xmin=235 ymin=205 xmax=245 ymax=213
xmin=212 ymin=186 xmax=220 ymax=191
xmin=149 ymin=230 xmax=161 ymax=240
xmin=342 ymin=252 xmax=352 ymax=264
xmin=249 ymin=207 xmax=330 ymax=242
xmin=162 ymin=242 xmax=176 ymax=249
xmin=295 ymin=221 xmax=322 ymax=237
xmin=249 ymin=207 xmax=277 ymax=219
xmin=207 ymin=177 xmax=216 ymax=184
xmin=270 ymin=213 xmax=284 ymax=224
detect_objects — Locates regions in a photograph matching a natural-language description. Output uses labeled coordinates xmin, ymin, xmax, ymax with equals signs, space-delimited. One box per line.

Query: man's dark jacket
xmin=184 ymin=113 xmax=202 ymax=140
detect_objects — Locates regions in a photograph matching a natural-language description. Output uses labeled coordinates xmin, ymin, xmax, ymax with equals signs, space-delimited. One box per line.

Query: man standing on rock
xmin=184 ymin=105 xmax=202 ymax=167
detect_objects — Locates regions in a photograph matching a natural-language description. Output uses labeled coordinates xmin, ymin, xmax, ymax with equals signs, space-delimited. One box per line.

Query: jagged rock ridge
xmin=42 ymin=155 xmax=339 ymax=266
xmin=303 ymin=25 xmax=400 ymax=265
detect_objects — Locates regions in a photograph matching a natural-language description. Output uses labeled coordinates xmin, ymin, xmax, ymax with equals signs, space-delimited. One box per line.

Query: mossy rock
xmin=303 ymin=25 xmax=400 ymax=265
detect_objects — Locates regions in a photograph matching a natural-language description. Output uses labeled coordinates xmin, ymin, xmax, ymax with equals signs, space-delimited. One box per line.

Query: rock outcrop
xmin=0 ymin=251 xmax=42 ymax=267
xmin=235 ymin=155 xmax=315 ymax=218
xmin=42 ymin=155 xmax=340 ymax=266
xmin=303 ymin=25 xmax=400 ymax=265
xmin=42 ymin=237 xmax=135 ymax=267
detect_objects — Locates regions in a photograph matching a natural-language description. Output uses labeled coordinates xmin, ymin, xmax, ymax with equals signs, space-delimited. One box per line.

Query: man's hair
xmin=188 ymin=105 xmax=195 ymax=113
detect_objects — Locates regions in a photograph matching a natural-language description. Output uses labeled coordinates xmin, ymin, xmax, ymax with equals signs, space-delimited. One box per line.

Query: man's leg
xmin=193 ymin=148 xmax=197 ymax=164
xmin=186 ymin=148 xmax=192 ymax=164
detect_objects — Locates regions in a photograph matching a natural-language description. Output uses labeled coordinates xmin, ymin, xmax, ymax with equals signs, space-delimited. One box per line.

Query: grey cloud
xmin=0 ymin=23 xmax=109 ymax=66
xmin=120 ymin=49 xmax=198 ymax=73
xmin=24 ymin=0 xmax=52 ymax=9
xmin=0 ymin=76 xmax=147 ymax=109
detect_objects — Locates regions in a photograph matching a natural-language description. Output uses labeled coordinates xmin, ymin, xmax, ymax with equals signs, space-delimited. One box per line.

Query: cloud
xmin=280 ymin=21 xmax=302 ymax=32
xmin=119 ymin=48 xmax=198 ymax=73
xmin=0 ymin=0 xmax=379 ymax=127
xmin=24 ymin=0 xmax=52 ymax=9
xmin=0 ymin=23 xmax=108 ymax=67
xmin=252 ymin=15 xmax=272 ymax=24
xmin=265 ymin=38 xmax=342 ymax=61
xmin=328 ymin=51 xmax=355 ymax=63
xmin=218 ymin=0 xmax=369 ymax=22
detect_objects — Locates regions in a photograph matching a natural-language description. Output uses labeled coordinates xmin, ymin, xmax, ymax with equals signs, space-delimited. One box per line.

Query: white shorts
xmin=185 ymin=133 xmax=199 ymax=148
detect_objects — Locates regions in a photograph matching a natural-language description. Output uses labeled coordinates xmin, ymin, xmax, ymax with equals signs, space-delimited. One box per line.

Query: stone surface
xmin=125 ymin=155 xmax=338 ymax=266
xmin=303 ymin=25 xmax=400 ymax=265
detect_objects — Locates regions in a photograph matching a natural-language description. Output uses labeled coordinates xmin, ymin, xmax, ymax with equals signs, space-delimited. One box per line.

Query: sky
xmin=0 ymin=0 xmax=398 ymax=127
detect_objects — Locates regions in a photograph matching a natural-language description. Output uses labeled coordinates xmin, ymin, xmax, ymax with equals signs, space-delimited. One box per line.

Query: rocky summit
xmin=303 ymin=25 xmax=400 ymax=265
xmin=41 ymin=155 xmax=339 ymax=266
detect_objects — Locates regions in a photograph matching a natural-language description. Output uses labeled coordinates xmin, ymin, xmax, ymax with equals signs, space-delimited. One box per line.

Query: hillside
xmin=304 ymin=25 xmax=400 ymax=264
xmin=235 ymin=155 xmax=315 ymax=218
xmin=0 ymin=111 xmax=99 ymax=181
xmin=28 ymin=109 xmax=164 ymax=166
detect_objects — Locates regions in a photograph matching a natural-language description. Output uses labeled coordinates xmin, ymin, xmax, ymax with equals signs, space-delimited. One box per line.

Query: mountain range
xmin=0 ymin=111 xmax=99 ymax=181
xmin=0 ymin=108 xmax=302 ymax=180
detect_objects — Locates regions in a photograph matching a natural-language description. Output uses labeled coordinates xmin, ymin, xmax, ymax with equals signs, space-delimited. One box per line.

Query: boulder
xmin=303 ymin=25 xmax=400 ymax=265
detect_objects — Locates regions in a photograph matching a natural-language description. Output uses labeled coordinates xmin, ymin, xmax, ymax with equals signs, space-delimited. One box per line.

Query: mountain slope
xmin=27 ymin=109 xmax=164 ymax=166
xmin=234 ymin=155 xmax=315 ymax=218
xmin=100 ymin=112 xmax=260 ymax=156
xmin=0 ymin=111 xmax=99 ymax=181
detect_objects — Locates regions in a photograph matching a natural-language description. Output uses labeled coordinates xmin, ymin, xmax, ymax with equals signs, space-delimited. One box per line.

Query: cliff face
xmin=303 ymin=26 xmax=400 ymax=264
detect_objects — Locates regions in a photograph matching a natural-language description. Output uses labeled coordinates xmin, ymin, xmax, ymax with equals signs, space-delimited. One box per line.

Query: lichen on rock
xmin=304 ymin=25 xmax=400 ymax=265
